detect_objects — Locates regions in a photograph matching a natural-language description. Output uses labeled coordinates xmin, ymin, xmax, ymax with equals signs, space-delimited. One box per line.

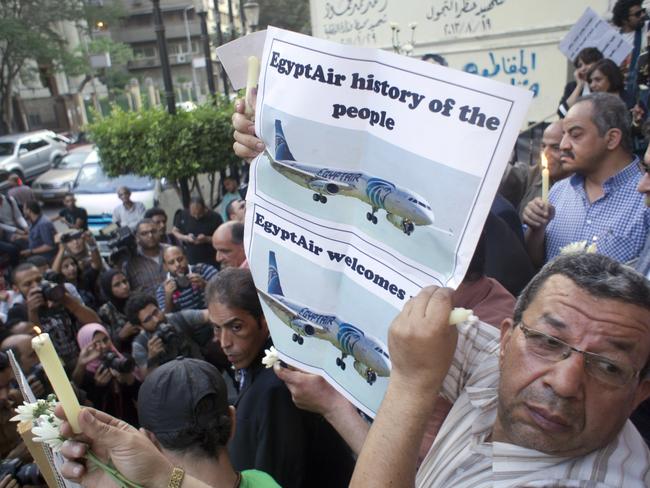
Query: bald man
xmin=156 ymin=246 xmax=218 ymax=312
xmin=511 ymin=121 xmax=573 ymax=218
xmin=212 ymin=221 xmax=247 ymax=269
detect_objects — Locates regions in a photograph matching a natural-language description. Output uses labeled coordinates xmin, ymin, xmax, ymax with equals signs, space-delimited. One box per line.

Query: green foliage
xmin=88 ymin=96 xmax=239 ymax=182
xmin=257 ymin=0 xmax=311 ymax=34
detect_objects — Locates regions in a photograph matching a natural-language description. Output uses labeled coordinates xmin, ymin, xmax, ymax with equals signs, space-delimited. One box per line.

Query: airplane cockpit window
xmin=374 ymin=346 xmax=390 ymax=359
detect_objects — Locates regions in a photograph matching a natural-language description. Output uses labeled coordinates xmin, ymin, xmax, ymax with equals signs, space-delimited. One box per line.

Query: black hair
xmin=125 ymin=292 xmax=158 ymax=325
xmin=24 ymin=201 xmax=41 ymax=215
xmin=144 ymin=207 xmax=167 ymax=220
xmin=587 ymin=59 xmax=625 ymax=94
xmin=573 ymin=47 xmax=604 ymax=68
xmin=420 ymin=53 xmax=448 ymax=66
xmin=230 ymin=222 xmax=244 ymax=245
xmin=205 ymin=269 xmax=263 ymax=320
xmin=135 ymin=218 xmax=156 ymax=234
xmin=612 ymin=0 xmax=643 ymax=27
xmin=11 ymin=262 xmax=38 ymax=284
xmin=225 ymin=199 xmax=243 ymax=218
xmin=189 ymin=196 xmax=206 ymax=207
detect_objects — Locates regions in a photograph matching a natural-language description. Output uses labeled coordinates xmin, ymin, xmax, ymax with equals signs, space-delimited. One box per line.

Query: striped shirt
xmin=545 ymin=160 xmax=650 ymax=264
xmin=155 ymin=263 xmax=218 ymax=312
xmin=416 ymin=321 xmax=650 ymax=488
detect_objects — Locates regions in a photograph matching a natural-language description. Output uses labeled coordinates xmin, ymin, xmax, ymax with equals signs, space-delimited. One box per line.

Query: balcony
xmin=128 ymin=53 xmax=200 ymax=70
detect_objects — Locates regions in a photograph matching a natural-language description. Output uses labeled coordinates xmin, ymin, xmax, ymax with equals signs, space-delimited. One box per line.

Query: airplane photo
xmin=263 ymin=119 xmax=435 ymax=236
xmin=258 ymin=251 xmax=391 ymax=385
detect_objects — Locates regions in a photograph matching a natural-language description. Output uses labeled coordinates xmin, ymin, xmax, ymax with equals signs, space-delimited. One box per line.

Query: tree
xmin=257 ymin=0 xmax=311 ymax=34
xmin=0 ymin=0 xmax=129 ymax=133
xmin=87 ymin=96 xmax=240 ymax=206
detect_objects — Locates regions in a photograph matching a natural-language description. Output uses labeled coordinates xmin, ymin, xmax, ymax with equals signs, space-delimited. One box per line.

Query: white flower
xmin=449 ymin=308 xmax=477 ymax=326
xmin=261 ymin=346 xmax=280 ymax=369
xmin=560 ymin=240 xmax=598 ymax=255
xmin=389 ymin=22 xmax=399 ymax=30
xmin=408 ymin=22 xmax=418 ymax=29
xmin=32 ymin=415 xmax=64 ymax=452
xmin=11 ymin=397 xmax=56 ymax=423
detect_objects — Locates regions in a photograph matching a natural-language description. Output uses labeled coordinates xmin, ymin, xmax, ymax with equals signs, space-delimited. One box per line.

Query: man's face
xmin=117 ymin=189 xmax=131 ymax=204
xmin=136 ymin=223 xmax=160 ymax=250
xmin=541 ymin=123 xmax=571 ymax=181
xmin=164 ymin=247 xmax=189 ymax=276
xmin=1 ymin=335 xmax=39 ymax=373
xmin=212 ymin=228 xmax=246 ymax=268
xmin=151 ymin=215 xmax=167 ymax=238
xmin=209 ymin=301 xmax=268 ymax=369
xmin=495 ymin=275 xmax=650 ymax=457
xmin=65 ymin=234 xmax=85 ymax=255
xmin=137 ymin=303 xmax=165 ymax=333
xmin=13 ymin=267 xmax=43 ymax=299
xmin=224 ymin=178 xmax=238 ymax=194
xmin=636 ymin=146 xmax=650 ymax=206
xmin=63 ymin=195 xmax=75 ymax=209
xmin=229 ymin=200 xmax=246 ymax=223
xmin=0 ymin=367 xmax=14 ymax=411
xmin=626 ymin=4 xmax=646 ymax=30
xmin=23 ymin=207 xmax=34 ymax=223
xmin=588 ymin=69 xmax=611 ymax=93
xmin=559 ymin=101 xmax=611 ymax=175
xmin=189 ymin=203 xmax=205 ymax=220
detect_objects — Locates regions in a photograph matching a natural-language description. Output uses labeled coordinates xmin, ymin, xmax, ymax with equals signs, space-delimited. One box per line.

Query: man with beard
xmin=125 ymin=219 xmax=168 ymax=296
xmin=350 ymin=253 xmax=650 ymax=487
xmin=523 ymin=93 xmax=649 ymax=267
xmin=125 ymin=292 xmax=212 ymax=376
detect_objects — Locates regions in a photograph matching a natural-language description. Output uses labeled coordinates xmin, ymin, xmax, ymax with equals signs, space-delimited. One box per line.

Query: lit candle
xmin=245 ymin=56 xmax=260 ymax=117
xmin=541 ymin=151 xmax=550 ymax=203
xmin=31 ymin=328 xmax=82 ymax=433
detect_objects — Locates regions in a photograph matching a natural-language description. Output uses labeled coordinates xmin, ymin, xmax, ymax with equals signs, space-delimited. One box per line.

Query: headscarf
xmin=100 ymin=269 xmax=128 ymax=312
xmin=76 ymin=323 xmax=123 ymax=373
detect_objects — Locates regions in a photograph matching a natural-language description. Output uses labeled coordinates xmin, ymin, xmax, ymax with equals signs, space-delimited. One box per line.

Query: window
xmin=134 ymin=46 xmax=156 ymax=59
xmin=29 ymin=138 xmax=49 ymax=151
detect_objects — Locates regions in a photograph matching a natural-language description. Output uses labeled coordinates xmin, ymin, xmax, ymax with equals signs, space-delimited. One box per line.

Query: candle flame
xmin=33 ymin=326 xmax=41 ymax=335
xmin=541 ymin=151 xmax=548 ymax=170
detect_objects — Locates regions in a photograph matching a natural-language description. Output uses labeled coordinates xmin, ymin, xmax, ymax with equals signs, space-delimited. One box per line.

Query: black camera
xmin=0 ymin=458 xmax=42 ymax=485
xmin=27 ymin=363 xmax=49 ymax=390
xmin=39 ymin=270 xmax=65 ymax=302
xmin=101 ymin=351 xmax=135 ymax=374
xmin=61 ymin=230 xmax=83 ymax=244
xmin=153 ymin=323 xmax=178 ymax=345
xmin=104 ymin=226 xmax=137 ymax=266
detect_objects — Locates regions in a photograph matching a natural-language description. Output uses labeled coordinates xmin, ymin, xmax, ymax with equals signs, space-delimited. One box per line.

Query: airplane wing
xmin=257 ymin=289 xmax=328 ymax=336
xmin=264 ymin=151 xmax=357 ymax=193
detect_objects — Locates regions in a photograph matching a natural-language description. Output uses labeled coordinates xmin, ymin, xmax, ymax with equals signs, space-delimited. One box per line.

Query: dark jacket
xmin=229 ymin=345 xmax=355 ymax=488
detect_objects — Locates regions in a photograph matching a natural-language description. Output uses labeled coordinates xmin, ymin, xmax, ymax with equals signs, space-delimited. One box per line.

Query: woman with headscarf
xmin=72 ymin=323 xmax=141 ymax=426
xmin=98 ymin=269 xmax=139 ymax=353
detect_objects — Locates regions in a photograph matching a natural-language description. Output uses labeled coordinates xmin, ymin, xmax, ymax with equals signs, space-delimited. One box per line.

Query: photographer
xmin=98 ymin=270 xmax=139 ymax=354
xmin=52 ymin=230 xmax=103 ymax=276
xmin=72 ymin=324 xmax=140 ymax=427
xmin=0 ymin=334 xmax=48 ymax=399
xmin=54 ymin=256 xmax=97 ymax=309
xmin=124 ymin=219 xmax=167 ymax=297
xmin=125 ymin=293 xmax=212 ymax=376
xmin=11 ymin=263 xmax=100 ymax=370
xmin=156 ymin=246 xmax=217 ymax=313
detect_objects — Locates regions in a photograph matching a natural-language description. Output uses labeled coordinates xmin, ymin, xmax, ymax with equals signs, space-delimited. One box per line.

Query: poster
xmin=559 ymin=7 xmax=633 ymax=66
xmin=236 ymin=27 xmax=531 ymax=416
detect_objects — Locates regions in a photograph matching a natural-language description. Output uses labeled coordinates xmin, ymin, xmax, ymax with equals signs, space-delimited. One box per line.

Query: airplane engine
xmin=290 ymin=319 xmax=316 ymax=336
xmin=308 ymin=180 xmax=340 ymax=195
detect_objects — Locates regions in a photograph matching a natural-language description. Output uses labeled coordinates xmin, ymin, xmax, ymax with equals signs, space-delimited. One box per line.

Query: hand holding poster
xmin=233 ymin=27 xmax=531 ymax=416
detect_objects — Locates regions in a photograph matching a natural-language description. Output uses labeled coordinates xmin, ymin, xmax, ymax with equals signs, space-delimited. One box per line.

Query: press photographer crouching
xmin=125 ymin=293 xmax=213 ymax=377
xmin=71 ymin=324 xmax=140 ymax=427
xmin=11 ymin=263 xmax=100 ymax=370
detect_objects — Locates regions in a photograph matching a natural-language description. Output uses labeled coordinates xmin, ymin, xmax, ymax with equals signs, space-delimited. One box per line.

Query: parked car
xmin=71 ymin=162 xmax=162 ymax=252
xmin=32 ymin=145 xmax=97 ymax=202
xmin=0 ymin=131 xmax=68 ymax=182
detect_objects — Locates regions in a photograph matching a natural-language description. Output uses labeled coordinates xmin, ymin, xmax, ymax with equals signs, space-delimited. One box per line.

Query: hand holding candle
xmin=31 ymin=328 xmax=82 ymax=433
xmin=541 ymin=150 xmax=550 ymax=203
xmin=245 ymin=56 xmax=260 ymax=117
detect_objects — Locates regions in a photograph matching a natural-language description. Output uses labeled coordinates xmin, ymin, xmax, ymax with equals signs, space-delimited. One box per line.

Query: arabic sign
xmin=463 ymin=48 xmax=540 ymax=98
xmin=223 ymin=28 xmax=531 ymax=415
xmin=559 ymin=7 xmax=633 ymax=66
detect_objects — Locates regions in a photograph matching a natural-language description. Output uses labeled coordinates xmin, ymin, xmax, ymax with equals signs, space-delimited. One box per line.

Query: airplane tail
xmin=268 ymin=251 xmax=285 ymax=296
xmin=275 ymin=120 xmax=296 ymax=161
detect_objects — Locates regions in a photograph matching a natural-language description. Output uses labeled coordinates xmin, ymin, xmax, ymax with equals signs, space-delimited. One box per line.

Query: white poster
xmin=226 ymin=28 xmax=531 ymax=416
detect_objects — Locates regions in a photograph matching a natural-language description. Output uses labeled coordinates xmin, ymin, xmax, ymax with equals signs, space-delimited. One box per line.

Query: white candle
xmin=245 ymin=56 xmax=260 ymax=116
xmin=541 ymin=151 xmax=550 ymax=203
xmin=31 ymin=330 xmax=82 ymax=433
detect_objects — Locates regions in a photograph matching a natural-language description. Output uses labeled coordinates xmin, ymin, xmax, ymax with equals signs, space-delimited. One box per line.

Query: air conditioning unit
xmin=176 ymin=54 xmax=187 ymax=63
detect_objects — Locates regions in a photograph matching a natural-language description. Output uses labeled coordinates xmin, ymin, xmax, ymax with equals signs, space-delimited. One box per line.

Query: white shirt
xmin=112 ymin=201 xmax=146 ymax=231
xmin=416 ymin=321 xmax=650 ymax=487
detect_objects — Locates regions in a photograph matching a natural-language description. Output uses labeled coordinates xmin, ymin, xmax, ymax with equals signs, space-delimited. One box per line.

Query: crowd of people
xmin=0 ymin=1 xmax=649 ymax=486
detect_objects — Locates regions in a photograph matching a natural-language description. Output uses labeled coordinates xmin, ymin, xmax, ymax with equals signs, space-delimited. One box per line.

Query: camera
xmin=103 ymin=225 xmax=137 ymax=266
xmin=101 ymin=351 xmax=135 ymax=374
xmin=153 ymin=323 xmax=178 ymax=345
xmin=61 ymin=230 xmax=83 ymax=244
xmin=27 ymin=363 xmax=49 ymax=391
xmin=40 ymin=271 xmax=65 ymax=302
xmin=0 ymin=458 xmax=42 ymax=485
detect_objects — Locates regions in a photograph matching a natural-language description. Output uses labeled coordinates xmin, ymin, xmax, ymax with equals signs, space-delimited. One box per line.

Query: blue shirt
xmin=28 ymin=215 xmax=56 ymax=261
xmin=545 ymin=159 xmax=649 ymax=263
xmin=156 ymin=263 xmax=218 ymax=312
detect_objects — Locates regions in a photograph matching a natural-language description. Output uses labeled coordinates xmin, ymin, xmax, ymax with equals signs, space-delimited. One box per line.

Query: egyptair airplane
xmin=257 ymin=251 xmax=391 ymax=385
xmin=263 ymin=119 xmax=434 ymax=236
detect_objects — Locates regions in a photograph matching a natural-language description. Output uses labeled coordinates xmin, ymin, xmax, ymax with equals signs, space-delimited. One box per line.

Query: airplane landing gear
xmin=366 ymin=369 xmax=377 ymax=385
xmin=335 ymin=354 xmax=347 ymax=370
xmin=366 ymin=208 xmax=378 ymax=224
xmin=292 ymin=333 xmax=304 ymax=345
xmin=313 ymin=193 xmax=327 ymax=203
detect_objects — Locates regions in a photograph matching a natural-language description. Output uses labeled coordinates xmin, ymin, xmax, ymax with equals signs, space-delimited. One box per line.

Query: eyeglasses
xmin=638 ymin=160 xmax=650 ymax=174
xmin=631 ymin=8 xmax=646 ymax=18
xmin=517 ymin=322 xmax=641 ymax=387
xmin=138 ymin=230 xmax=156 ymax=236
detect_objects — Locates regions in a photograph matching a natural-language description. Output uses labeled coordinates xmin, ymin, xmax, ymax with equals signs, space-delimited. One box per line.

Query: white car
xmin=71 ymin=163 xmax=162 ymax=248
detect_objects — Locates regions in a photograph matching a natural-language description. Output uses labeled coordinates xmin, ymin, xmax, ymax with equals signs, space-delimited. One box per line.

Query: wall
xmin=309 ymin=0 xmax=615 ymax=122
